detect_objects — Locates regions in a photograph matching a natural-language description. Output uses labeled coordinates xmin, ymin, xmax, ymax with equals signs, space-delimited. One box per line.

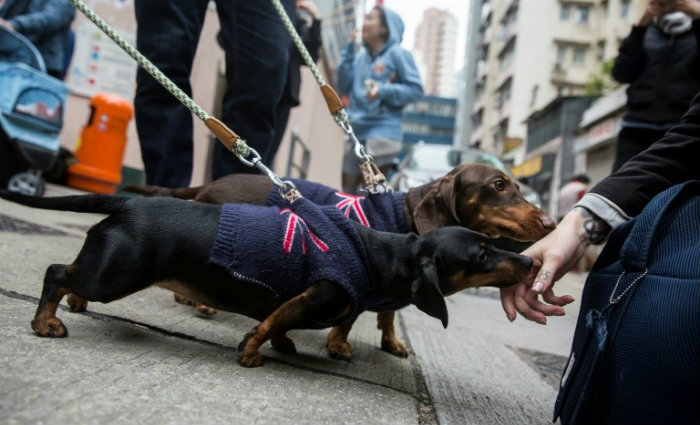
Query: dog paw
xmin=239 ymin=351 xmax=264 ymax=368
xmin=327 ymin=341 xmax=353 ymax=361
xmin=195 ymin=303 xmax=217 ymax=316
xmin=381 ymin=337 xmax=409 ymax=358
xmin=31 ymin=317 xmax=68 ymax=338
xmin=271 ymin=335 xmax=297 ymax=354
xmin=67 ymin=294 xmax=88 ymax=312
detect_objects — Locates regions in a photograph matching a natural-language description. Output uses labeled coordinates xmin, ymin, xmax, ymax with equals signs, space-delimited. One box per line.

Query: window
xmin=575 ymin=5 xmax=589 ymax=24
xmin=560 ymin=4 xmax=570 ymax=21
xmin=620 ymin=0 xmax=630 ymax=18
xmin=573 ymin=45 xmax=586 ymax=63
xmin=557 ymin=44 xmax=567 ymax=64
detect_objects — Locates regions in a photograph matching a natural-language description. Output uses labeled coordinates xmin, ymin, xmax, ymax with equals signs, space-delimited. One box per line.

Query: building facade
xmin=459 ymin=0 xmax=643 ymax=161
xmin=402 ymin=96 xmax=457 ymax=145
xmin=413 ymin=8 xmax=458 ymax=97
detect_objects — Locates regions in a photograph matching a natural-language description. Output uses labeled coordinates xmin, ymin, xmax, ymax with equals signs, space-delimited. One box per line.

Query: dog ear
xmin=411 ymin=259 xmax=448 ymax=328
xmin=413 ymin=176 xmax=459 ymax=235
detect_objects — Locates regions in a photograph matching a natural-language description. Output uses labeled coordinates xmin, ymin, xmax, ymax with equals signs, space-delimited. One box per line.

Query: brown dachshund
xmin=125 ymin=164 xmax=555 ymax=360
xmin=0 ymin=190 xmax=533 ymax=367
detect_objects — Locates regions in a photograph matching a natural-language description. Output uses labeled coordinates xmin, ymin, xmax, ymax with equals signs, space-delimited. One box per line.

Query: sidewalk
xmin=0 ymin=184 xmax=587 ymax=425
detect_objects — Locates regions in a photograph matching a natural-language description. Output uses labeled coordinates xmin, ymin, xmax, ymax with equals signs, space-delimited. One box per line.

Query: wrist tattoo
xmin=574 ymin=206 xmax=611 ymax=245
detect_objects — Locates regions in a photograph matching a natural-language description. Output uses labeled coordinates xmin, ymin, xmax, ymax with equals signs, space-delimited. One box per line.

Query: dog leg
xmin=67 ymin=293 xmax=88 ymax=312
xmin=31 ymin=264 xmax=71 ymax=337
xmin=239 ymin=281 xmax=350 ymax=367
xmin=173 ymin=293 xmax=217 ymax=316
xmin=270 ymin=333 xmax=297 ymax=354
xmin=377 ymin=311 xmax=409 ymax=358
xmin=326 ymin=319 xmax=356 ymax=361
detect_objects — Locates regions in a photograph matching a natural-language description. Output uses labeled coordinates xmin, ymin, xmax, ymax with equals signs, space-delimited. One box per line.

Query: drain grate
xmin=0 ymin=214 xmax=69 ymax=236
xmin=511 ymin=346 xmax=568 ymax=390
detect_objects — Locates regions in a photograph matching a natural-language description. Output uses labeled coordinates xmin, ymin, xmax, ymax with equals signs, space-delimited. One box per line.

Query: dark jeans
xmin=612 ymin=126 xmax=668 ymax=173
xmin=134 ymin=0 xmax=294 ymax=187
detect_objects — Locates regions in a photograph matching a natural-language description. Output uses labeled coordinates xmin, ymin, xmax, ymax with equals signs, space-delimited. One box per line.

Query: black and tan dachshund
xmin=0 ymin=190 xmax=532 ymax=367
xmin=126 ymin=164 xmax=554 ymax=360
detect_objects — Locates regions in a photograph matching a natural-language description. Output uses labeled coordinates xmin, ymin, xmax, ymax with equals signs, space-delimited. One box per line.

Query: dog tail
xmin=122 ymin=184 xmax=201 ymax=200
xmin=0 ymin=190 xmax=129 ymax=215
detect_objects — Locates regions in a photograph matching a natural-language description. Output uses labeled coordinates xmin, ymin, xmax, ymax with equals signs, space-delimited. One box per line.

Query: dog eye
xmin=478 ymin=250 xmax=488 ymax=263
xmin=494 ymin=179 xmax=506 ymax=191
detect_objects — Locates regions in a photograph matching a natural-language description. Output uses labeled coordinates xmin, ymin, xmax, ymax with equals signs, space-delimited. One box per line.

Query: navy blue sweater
xmin=267 ymin=178 xmax=409 ymax=234
xmin=209 ymin=198 xmax=408 ymax=320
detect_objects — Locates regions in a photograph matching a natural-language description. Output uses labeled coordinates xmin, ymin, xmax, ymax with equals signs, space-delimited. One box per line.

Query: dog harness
xmin=208 ymin=198 xmax=408 ymax=320
xmin=266 ymin=178 xmax=410 ymax=234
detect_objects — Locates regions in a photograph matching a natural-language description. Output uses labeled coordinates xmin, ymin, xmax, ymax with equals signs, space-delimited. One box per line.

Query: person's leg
xmin=612 ymin=127 xmax=666 ymax=173
xmin=264 ymin=97 xmax=293 ymax=166
xmin=134 ymin=0 xmax=208 ymax=187
xmin=212 ymin=0 xmax=295 ymax=178
xmin=342 ymin=138 xmax=363 ymax=194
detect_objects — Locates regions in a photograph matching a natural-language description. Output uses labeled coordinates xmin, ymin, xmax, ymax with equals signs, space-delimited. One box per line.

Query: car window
xmin=460 ymin=150 xmax=512 ymax=175
xmin=405 ymin=146 xmax=452 ymax=172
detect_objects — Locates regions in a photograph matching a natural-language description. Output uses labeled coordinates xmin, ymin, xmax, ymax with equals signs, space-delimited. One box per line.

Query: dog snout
xmin=539 ymin=213 xmax=556 ymax=231
xmin=518 ymin=254 xmax=533 ymax=271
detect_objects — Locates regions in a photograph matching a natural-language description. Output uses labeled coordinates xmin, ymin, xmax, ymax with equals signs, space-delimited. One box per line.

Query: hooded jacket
xmin=0 ymin=0 xmax=75 ymax=74
xmin=336 ymin=7 xmax=423 ymax=142
xmin=612 ymin=19 xmax=700 ymax=127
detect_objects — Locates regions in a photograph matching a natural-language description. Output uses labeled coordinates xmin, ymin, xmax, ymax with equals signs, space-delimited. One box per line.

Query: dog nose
xmin=519 ymin=255 xmax=533 ymax=270
xmin=540 ymin=214 xmax=556 ymax=230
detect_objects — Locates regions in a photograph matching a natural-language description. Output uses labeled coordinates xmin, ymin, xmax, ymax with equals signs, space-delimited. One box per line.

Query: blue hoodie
xmin=337 ymin=7 xmax=423 ymax=142
xmin=0 ymin=0 xmax=75 ymax=73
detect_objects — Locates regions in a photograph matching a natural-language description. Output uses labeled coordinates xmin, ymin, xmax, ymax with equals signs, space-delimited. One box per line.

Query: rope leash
xmin=67 ymin=0 xmax=301 ymax=203
xmin=269 ymin=0 xmax=390 ymax=194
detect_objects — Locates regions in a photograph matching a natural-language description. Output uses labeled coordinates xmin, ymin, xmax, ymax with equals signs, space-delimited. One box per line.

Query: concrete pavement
xmin=0 ymin=184 xmax=587 ymax=425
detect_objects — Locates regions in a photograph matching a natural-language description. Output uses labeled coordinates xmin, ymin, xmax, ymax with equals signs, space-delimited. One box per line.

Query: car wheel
xmin=8 ymin=171 xmax=46 ymax=197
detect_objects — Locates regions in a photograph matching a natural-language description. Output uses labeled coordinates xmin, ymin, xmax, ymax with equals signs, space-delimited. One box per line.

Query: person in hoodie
xmin=0 ymin=0 xmax=75 ymax=80
xmin=337 ymin=6 xmax=423 ymax=194
xmin=611 ymin=0 xmax=700 ymax=172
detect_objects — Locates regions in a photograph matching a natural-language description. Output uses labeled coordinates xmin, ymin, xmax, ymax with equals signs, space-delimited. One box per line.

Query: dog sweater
xmin=266 ymin=179 xmax=409 ymax=234
xmin=208 ymin=197 xmax=406 ymax=320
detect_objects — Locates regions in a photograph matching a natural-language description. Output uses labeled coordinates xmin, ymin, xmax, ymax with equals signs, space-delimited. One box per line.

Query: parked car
xmin=389 ymin=142 xmax=542 ymax=208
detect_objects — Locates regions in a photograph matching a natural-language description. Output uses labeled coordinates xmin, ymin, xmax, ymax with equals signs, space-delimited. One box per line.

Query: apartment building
xmin=460 ymin=0 xmax=643 ymax=161
xmin=414 ymin=8 xmax=459 ymax=97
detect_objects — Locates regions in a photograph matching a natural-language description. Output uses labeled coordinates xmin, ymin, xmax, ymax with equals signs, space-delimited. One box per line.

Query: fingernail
xmin=533 ymin=282 xmax=544 ymax=292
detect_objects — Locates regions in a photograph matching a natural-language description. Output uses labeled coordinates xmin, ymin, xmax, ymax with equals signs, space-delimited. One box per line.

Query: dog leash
xmin=268 ymin=0 xmax=391 ymax=195
xmin=67 ymin=0 xmax=302 ymax=204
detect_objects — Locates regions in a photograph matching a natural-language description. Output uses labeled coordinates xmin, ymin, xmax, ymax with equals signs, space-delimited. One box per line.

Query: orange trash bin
xmin=67 ymin=93 xmax=133 ymax=194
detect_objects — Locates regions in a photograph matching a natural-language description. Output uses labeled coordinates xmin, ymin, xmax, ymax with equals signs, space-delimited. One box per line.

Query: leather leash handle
xmin=321 ymin=84 xmax=344 ymax=115
xmin=205 ymin=117 xmax=241 ymax=152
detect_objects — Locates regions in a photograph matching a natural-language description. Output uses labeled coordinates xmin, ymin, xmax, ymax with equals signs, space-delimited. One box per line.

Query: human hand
xmin=673 ymin=0 xmax=700 ymax=18
xmin=364 ymin=79 xmax=380 ymax=100
xmin=0 ymin=18 xmax=14 ymax=31
xmin=500 ymin=209 xmax=595 ymax=324
xmin=297 ymin=0 xmax=320 ymax=20
xmin=639 ymin=1 xmax=664 ymax=26
xmin=348 ymin=29 xmax=358 ymax=43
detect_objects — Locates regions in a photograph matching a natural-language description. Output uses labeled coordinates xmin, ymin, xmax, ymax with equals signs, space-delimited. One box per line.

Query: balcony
xmin=551 ymin=62 xmax=568 ymax=83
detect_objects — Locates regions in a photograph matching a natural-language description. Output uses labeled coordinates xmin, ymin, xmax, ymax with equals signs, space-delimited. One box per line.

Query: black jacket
xmin=590 ymin=90 xmax=700 ymax=216
xmin=612 ymin=20 xmax=700 ymax=125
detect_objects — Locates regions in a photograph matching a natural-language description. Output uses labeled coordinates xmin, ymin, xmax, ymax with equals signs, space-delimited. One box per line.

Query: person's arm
xmin=8 ymin=0 xmax=75 ymax=37
xmin=589 ymin=90 xmax=700 ymax=219
xmin=375 ymin=48 xmax=423 ymax=108
xmin=297 ymin=0 xmax=322 ymax=63
xmin=336 ymin=32 xmax=357 ymax=96
xmin=501 ymin=89 xmax=700 ymax=324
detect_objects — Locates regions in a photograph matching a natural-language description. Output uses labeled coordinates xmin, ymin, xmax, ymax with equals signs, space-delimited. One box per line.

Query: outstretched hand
xmin=500 ymin=210 xmax=594 ymax=324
